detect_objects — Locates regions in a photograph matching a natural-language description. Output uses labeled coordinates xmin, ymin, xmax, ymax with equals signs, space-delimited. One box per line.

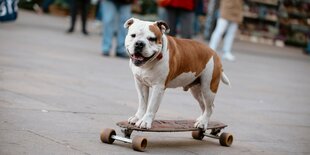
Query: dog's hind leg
xmin=190 ymin=85 xmax=205 ymax=118
xmin=194 ymin=56 xmax=219 ymax=130
xmin=195 ymin=85 xmax=215 ymax=129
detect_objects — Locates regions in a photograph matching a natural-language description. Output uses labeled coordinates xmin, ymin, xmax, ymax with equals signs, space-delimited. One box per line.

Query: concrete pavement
xmin=1 ymin=10 xmax=310 ymax=154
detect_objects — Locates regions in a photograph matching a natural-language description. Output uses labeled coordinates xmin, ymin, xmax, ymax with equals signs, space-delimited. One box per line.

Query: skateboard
xmin=100 ymin=120 xmax=233 ymax=152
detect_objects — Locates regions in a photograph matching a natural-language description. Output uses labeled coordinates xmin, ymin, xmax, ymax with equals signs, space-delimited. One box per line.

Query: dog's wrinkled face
xmin=124 ymin=18 xmax=169 ymax=66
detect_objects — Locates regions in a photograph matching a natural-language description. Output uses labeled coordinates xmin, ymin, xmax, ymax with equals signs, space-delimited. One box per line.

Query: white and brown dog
xmin=124 ymin=18 xmax=230 ymax=129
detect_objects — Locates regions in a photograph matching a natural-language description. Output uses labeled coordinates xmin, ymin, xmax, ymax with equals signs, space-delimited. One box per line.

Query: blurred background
xmin=1 ymin=0 xmax=310 ymax=154
xmin=10 ymin=0 xmax=310 ymax=51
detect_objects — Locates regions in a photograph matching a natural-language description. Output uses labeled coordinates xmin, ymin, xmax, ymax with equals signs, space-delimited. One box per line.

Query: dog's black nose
xmin=134 ymin=41 xmax=145 ymax=52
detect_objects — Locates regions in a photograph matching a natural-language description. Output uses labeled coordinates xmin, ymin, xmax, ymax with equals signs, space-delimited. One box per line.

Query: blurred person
xmin=67 ymin=0 xmax=91 ymax=35
xmin=91 ymin=0 xmax=102 ymax=30
xmin=38 ymin=0 xmax=55 ymax=13
xmin=209 ymin=0 xmax=243 ymax=61
xmin=33 ymin=0 xmax=55 ymax=14
xmin=156 ymin=0 xmax=167 ymax=21
xmin=160 ymin=0 xmax=195 ymax=38
xmin=94 ymin=0 xmax=102 ymax=21
xmin=0 ymin=0 xmax=19 ymax=22
xmin=101 ymin=0 xmax=134 ymax=58
xmin=193 ymin=0 xmax=205 ymax=35
xmin=157 ymin=6 xmax=167 ymax=21
xmin=204 ymin=0 xmax=220 ymax=41
xmin=305 ymin=40 xmax=310 ymax=55
xmin=41 ymin=0 xmax=54 ymax=13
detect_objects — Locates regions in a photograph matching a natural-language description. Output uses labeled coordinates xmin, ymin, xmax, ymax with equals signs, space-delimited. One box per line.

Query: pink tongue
xmin=133 ymin=55 xmax=144 ymax=61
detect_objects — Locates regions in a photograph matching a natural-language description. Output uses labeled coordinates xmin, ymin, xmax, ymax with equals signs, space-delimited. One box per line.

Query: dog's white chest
xmin=132 ymin=64 xmax=168 ymax=87
xmin=135 ymin=72 xmax=153 ymax=87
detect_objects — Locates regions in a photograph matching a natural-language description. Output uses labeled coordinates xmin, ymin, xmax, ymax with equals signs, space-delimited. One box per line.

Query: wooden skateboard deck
xmin=116 ymin=120 xmax=227 ymax=132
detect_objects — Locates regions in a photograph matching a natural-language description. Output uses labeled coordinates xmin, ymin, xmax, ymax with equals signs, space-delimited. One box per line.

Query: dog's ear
xmin=124 ymin=18 xmax=136 ymax=29
xmin=156 ymin=20 xmax=170 ymax=34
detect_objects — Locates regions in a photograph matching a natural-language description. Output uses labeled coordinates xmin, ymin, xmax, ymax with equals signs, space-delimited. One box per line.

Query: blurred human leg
xmin=42 ymin=0 xmax=54 ymax=13
xmin=95 ymin=1 xmax=102 ymax=21
xmin=180 ymin=10 xmax=194 ymax=39
xmin=166 ymin=8 xmax=178 ymax=36
xmin=222 ymin=22 xmax=238 ymax=61
xmin=305 ymin=40 xmax=310 ymax=54
xmin=209 ymin=18 xmax=228 ymax=51
xmin=81 ymin=0 xmax=90 ymax=35
xmin=116 ymin=4 xmax=131 ymax=57
xmin=101 ymin=0 xmax=117 ymax=55
xmin=157 ymin=7 xmax=167 ymax=21
xmin=67 ymin=0 xmax=77 ymax=33
xmin=204 ymin=0 xmax=217 ymax=40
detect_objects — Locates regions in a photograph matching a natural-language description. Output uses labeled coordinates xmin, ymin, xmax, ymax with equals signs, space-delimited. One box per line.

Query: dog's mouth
xmin=130 ymin=52 xmax=153 ymax=66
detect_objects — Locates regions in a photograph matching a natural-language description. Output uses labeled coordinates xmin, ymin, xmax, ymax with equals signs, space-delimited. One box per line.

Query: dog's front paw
xmin=128 ymin=116 xmax=140 ymax=125
xmin=135 ymin=115 xmax=153 ymax=129
xmin=194 ymin=117 xmax=209 ymax=130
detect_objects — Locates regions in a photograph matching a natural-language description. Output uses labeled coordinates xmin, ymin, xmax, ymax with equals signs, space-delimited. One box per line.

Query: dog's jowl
xmin=124 ymin=18 xmax=231 ymax=129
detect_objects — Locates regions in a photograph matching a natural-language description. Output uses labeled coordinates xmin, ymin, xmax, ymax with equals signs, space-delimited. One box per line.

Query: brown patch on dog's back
xmin=149 ymin=24 xmax=163 ymax=44
xmin=165 ymin=36 xmax=217 ymax=87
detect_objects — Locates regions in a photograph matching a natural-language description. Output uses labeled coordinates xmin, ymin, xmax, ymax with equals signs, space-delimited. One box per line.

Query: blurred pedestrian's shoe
xmin=82 ymin=30 xmax=89 ymax=36
xmin=67 ymin=28 xmax=74 ymax=33
xmin=92 ymin=20 xmax=102 ymax=29
xmin=116 ymin=52 xmax=129 ymax=58
xmin=102 ymin=52 xmax=109 ymax=56
xmin=33 ymin=4 xmax=43 ymax=14
xmin=222 ymin=53 xmax=235 ymax=61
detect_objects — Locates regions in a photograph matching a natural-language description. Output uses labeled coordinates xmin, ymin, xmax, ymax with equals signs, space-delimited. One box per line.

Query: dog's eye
xmin=148 ymin=37 xmax=157 ymax=42
xmin=131 ymin=34 xmax=136 ymax=38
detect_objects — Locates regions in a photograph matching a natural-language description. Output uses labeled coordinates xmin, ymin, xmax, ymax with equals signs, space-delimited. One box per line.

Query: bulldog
xmin=124 ymin=18 xmax=230 ymax=129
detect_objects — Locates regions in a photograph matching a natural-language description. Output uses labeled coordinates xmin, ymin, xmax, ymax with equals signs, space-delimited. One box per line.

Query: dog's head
xmin=124 ymin=18 xmax=170 ymax=67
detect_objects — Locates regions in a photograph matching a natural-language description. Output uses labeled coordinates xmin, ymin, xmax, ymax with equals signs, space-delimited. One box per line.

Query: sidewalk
xmin=0 ymin=10 xmax=310 ymax=154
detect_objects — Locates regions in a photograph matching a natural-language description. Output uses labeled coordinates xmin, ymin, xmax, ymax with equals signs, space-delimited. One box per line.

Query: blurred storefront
xmin=239 ymin=0 xmax=309 ymax=48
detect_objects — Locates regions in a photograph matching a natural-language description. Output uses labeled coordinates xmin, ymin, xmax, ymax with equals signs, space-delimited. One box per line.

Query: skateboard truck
xmin=100 ymin=120 xmax=233 ymax=152
xmin=101 ymin=128 xmax=147 ymax=152
xmin=122 ymin=128 xmax=133 ymax=138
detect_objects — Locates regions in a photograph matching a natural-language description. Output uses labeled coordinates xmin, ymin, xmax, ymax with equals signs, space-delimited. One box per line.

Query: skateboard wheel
xmin=132 ymin=136 xmax=147 ymax=152
xmin=100 ymin=128 xmax=116 ymax=144
xmin=219 ymin=132 xmax=233 ymax=147
xmin=192 ymin=130 xmax=204 ymax=140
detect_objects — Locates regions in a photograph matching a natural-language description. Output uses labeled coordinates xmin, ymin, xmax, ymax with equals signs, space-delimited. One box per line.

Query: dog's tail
xmin=221 ymin=71 xmax=231 ymax=87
